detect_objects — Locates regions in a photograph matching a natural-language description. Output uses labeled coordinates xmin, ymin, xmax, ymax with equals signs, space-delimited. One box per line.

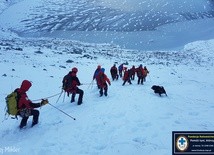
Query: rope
xmin=31 ymin=92 xmax=62 ymax=102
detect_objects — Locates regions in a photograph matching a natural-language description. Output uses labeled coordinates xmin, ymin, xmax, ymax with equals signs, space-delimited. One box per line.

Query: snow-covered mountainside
xmin=0 ymin=36 xmax=214 ymax=155
xmin=0 ymin=0 xmax=214 ymax=155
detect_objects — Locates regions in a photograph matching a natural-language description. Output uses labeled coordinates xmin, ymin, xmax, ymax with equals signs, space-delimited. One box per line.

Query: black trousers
xmin=20 ymin=109 xmax=40 ymax=128
xmin=111 ymin=74 xmax=119 ymax=81
xmin=119 ymin=70 xmax=123 ymax=78
xmin=122 ymin=79 xmax=132 ymax=85
xmin=71 ymin=88 xmax=84 ymax=105
xmin=137 ymin=77 xmax=144 ymax=84
xmin=99 ymin=83 xmax=108 ymax=96
xmin=131 ymin=74 xmax=135 ymax=80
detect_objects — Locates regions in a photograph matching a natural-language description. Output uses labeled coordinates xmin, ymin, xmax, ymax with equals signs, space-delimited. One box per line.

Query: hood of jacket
xmin=20 ymin=80 xmax=32 ymax=93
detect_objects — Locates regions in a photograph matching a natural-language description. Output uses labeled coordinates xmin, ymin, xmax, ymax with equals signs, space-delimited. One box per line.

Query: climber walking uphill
xmin=110 ymin=64 xmax=119 ymax=81
xmin=93 ymin=65 xmax=102 ymax=89
xmin=16 ymin=80 xmax=48 ymax=129
xmin=97 ymin=68 xmax=111 ymax=97
xmin=62 ymin=67 xmax=84 ymax=105
xmin=122 ymin=67 xmax=132 ymax=86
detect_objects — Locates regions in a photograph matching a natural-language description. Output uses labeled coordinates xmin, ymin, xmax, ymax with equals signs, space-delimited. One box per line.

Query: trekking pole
xmin=88 ymin=80 xmax=94 ymax=89
xmin=63 ymin=91 xmax=66 ymax=102
xmin=148 ymin=74 xmax=152 ymax=82
xmin=56 ymin=90 xmax=63 ymax=103
xmin=48 ymin=103 xmax=76 ymax=120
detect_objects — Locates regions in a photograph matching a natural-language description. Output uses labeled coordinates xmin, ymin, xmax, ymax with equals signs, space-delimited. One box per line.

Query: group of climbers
xmin=109 ymin=63 xmax=149 ymax=86
xmin=9 ymin=63 xmax=148 ymax=129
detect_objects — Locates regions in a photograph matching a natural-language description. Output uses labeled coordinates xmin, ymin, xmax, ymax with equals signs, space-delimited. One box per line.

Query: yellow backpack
xmin=5 ymin=90 xmax=20 ymax=119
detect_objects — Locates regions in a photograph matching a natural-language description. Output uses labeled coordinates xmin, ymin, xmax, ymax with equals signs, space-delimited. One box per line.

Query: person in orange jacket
xmin=97 ymin=68 xmax=111 ymax=96
xmin=143 ymin=66 xmax=149 ymax=82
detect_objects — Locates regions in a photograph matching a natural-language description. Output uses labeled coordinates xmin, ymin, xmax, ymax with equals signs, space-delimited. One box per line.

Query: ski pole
xmin=63 ymin=92 xmax=65 ymax=103
xmin=88 ymin=80 xmax=94 ymax=89
xmin=48 ymin=103 xmax=76 ymax=120
xmin=148 ymin=74 xmax=152 ymax=82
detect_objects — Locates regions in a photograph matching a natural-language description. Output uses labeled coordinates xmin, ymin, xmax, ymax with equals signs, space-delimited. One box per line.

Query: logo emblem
xmin=176 ymin=136 xmax=189 ymax=152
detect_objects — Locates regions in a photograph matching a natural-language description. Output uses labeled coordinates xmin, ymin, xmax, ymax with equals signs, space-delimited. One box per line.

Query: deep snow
xmin=0 ymin=37 xmax=214 ymax=155
xmin=0 ymin=0 xmax=214 ymax=155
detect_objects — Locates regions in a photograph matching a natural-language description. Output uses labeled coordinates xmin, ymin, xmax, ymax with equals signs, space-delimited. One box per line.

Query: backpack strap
xmin=14 ymin=89 xmax=21 ymax=119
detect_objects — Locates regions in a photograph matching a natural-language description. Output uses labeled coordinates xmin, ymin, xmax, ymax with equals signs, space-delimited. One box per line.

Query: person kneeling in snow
xmin=17 ymin=80 xmax=48 ymax=129
xmin=62 ymin=67 xmax=84 ymax=105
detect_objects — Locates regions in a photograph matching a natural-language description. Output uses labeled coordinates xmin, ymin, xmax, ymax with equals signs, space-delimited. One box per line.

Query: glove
xmin=41 ymin=99 xmax=49 ymax=105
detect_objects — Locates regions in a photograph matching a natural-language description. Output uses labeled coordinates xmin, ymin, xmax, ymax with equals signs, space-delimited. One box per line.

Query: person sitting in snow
xmin=17 ymin=80 xmax=48 ymax=129
xmin=97 ymin=68 xmax=111 ymax=97
xmin=62 ymin=67 xmax=84 ymax=105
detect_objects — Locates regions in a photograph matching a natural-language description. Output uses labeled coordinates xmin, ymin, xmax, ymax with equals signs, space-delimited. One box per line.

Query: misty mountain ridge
xmin=0 ymin=0 xmax=214 ymax=33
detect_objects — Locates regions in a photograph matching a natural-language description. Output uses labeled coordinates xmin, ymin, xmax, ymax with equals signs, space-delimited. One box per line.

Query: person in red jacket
xmin=122 ymin=67 xmax=132 ymax=86
xmin=97 ymin=68 xmax=111 ymax=97
xmin=136 ymin=64 xmax=145 ymax=85
xmin=130 ymin=65 xmax=136 ymax=80
xmin=62 ymin=67 xmax=84 ymax=105
xmin=17 ymin=80 xmax=48 ymax=129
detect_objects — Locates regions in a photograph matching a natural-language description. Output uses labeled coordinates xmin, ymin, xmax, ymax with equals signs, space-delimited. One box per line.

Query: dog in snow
xmin=151 ymin=85 xmax=167 ymax=96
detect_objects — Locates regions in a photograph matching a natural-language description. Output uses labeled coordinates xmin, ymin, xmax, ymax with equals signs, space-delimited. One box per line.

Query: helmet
xmin=101 ymin=68 xmax=105 ymax=73
xmin=72 ymin=67 xmax=78 ymax=72
xmin=97 ymin=65 xmax=101 ymax=69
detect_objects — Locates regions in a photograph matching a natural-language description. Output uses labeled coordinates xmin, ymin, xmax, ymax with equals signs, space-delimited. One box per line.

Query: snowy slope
xmin=0 ymin=37 xmax=214 ymax=155
xmin=0 ymin=0 xmax=214 ymax=155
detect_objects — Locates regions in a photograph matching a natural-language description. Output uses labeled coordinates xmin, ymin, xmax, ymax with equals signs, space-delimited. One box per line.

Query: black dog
xmin=151 ymin=85 xmax=167 ymax=96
